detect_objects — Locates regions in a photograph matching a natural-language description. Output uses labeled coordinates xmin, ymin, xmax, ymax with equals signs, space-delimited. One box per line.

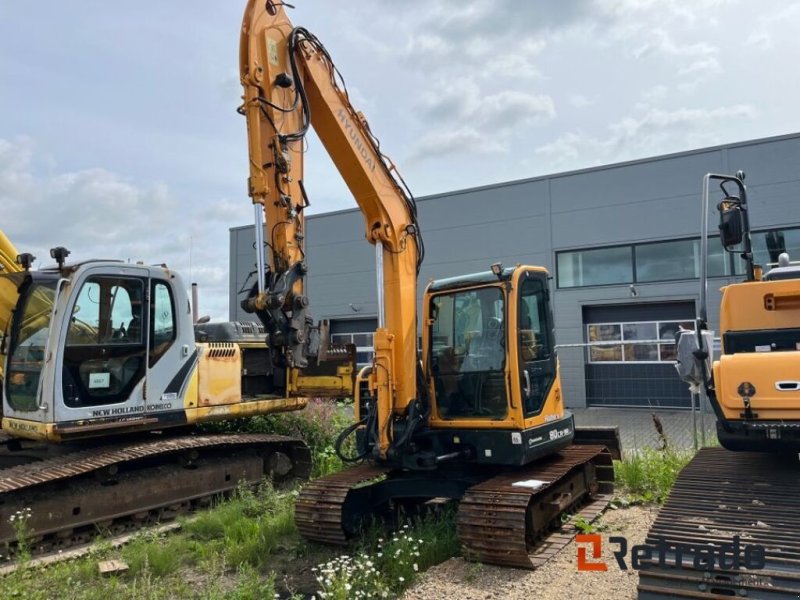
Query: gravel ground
xmin=403 ymin=505 xmax=659 ymax=600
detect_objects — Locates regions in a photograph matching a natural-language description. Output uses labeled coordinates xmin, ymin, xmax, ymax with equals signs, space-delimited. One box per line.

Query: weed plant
xmin=613 ymin=446 xmax=694 ymax=504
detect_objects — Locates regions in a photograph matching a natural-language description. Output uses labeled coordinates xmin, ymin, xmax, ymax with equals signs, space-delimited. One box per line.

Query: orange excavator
xmin=240 ymin=1 xmax=619 ymax=568
xmin=0 ymin=0 xmax=616 ymax=566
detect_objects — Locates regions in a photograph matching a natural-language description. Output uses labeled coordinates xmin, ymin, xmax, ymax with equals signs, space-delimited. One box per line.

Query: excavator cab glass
xmin=517 ymin=274 xmax=556 ymax=417
xmin=62 ymin=276 xmax=147 ymax=407
xmin=429 ymin=286 xmax=508 ymax=419
xmin=5 ymin=274 xmax=59 ymax=412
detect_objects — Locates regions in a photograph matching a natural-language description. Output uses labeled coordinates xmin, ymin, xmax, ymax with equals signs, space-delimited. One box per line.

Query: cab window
xmin=430 ymin=287 xmax=508 ymax=420
xmin=62 ymin=276 xmax=146 ymax=407
xmin=518 ymin=276 xmax=556 ymax=417
xmin=150 ymin=281 xmax=176 ymax=367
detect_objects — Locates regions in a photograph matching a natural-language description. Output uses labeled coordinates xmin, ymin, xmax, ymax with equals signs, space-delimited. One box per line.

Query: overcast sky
xmin=2 ymin=1 xmax=799 ymax=320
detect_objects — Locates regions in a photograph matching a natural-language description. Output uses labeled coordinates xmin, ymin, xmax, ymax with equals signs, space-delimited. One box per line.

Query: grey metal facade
xmin=230 ymin=132 xmax=800 ymax=408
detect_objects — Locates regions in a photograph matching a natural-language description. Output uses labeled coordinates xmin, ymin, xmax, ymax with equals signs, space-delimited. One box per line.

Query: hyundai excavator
xmin=0 ymin=0 xmax=616 ymax=566
xmin=238 ymin=1 xmax=618 ymax=569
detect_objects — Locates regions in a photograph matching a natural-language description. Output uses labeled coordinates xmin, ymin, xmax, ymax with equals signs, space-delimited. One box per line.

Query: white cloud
xmin=0 ymin=137 xmax=241 ymax=320
xmin=536 ymin=104 xmax=757 ymax=169
xmin=633 ymin=29 xmax=717 ymax=60
xmin=678 ymin=56 xmax=721 ymax=77
xmin=569 ymin=94 xmax=595 ymax=109
xmin=408 ymin=127 xmax=507 ymax=163
xmin=413 ymin=78 xmax=555 ymax=160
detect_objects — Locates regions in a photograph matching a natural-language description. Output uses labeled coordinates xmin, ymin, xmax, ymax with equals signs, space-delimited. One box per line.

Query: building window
xmin=635 ymin=240 xmax=697 ymax=283
xmin=558 ymin=236 xmax=734 ymax=288
xmin=557 ymin=246 xmax=633 ymax=288
xmin=635 ymin=237 xmax=732 ymax=282
xmin=331 ymin=332 xmax=374 ymax=368
xmin=587 ymin=320 xmax=696 ymax=364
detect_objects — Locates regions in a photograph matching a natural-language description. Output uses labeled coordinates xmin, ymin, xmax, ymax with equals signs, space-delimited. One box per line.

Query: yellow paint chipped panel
xmin=188 ymin=396 xmax=308 ymax=425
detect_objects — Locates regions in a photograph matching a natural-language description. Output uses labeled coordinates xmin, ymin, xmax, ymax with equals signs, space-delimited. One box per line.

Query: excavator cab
xmin=419 ymin=265 xmax=575 ymax=466
xmin=2 ymin=262 xmax=198 ymax=441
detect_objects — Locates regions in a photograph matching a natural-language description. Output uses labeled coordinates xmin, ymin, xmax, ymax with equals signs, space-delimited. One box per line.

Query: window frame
xmin=556 ymin=243 xmax=635 ymax=289
xmin=149 ymin=279 xmax=177 ymax=368
xmin=586 ymin=319 xmax=696 ymax=365
xmin=555 ymin=233 xmax=758 ymax=289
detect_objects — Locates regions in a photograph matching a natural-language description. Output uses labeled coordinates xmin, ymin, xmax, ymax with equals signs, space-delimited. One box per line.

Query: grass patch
xmin=314 ymin=507 xmax=461 ymax=598
xmin=180 ymin=481 xmax=297 ymax=568
xmin=200 ymin=399 xmax=354 ymax=477
xmin=0 ymin=482 xmax=300 ymax=600
xmin=613 ymin=446 xmax=695 ymax=504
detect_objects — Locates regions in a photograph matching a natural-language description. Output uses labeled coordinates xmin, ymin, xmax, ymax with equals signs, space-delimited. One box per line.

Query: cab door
xmin=142 ymin=277 xmax=194 ymax=415
xmin=516 ymin=270 xmax=557 ymax=417
xmin=57 ymin=267 xmax=151 ymax=422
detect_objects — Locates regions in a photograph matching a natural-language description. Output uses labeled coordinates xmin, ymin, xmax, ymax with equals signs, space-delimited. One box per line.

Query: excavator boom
xmin=238 ymin=2 xmax=617 ymax=571
xmin=240 ymin=1 xmax=423 ymax=457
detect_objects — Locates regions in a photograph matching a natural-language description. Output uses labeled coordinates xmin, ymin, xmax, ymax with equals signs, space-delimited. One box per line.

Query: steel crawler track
xmin=458 ymin=444 xmax=614 ymax=569
xmin=638 ymin=447 xmax=800 ymax=599
xmin=0 ymin=434 xmax=311 ymax=556
xmin=295 ymin=444 xmax=614 ymax=569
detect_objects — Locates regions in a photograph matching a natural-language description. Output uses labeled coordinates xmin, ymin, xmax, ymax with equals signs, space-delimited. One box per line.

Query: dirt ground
xmin=403 ymin=505 xmax=659 ymax=600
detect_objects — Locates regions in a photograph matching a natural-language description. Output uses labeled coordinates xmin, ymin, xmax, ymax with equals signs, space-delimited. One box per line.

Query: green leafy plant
xmin=614 ymin=446 xmax=694 ymax=504
xmin=8 ymin=507 xmax=33 ymax=563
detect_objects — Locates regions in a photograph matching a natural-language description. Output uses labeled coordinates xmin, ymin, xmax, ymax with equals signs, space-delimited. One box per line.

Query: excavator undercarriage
xmin=0 ymin=433 xmax=310 ymax=556
xmin=296 ymin=444 xmax=614 ymax=570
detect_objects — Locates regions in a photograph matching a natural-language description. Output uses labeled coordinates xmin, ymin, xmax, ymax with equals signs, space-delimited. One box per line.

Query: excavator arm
xmin=240 ymin=1 xmax=424 ymax=458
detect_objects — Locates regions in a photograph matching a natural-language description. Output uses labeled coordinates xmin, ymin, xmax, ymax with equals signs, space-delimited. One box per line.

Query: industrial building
xmin=230 ymin=132 xmax=800 ymax=409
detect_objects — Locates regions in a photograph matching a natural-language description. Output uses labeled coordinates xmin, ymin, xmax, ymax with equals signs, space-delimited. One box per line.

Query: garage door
xmin=583 ymin=302 xmax=695 ymax=409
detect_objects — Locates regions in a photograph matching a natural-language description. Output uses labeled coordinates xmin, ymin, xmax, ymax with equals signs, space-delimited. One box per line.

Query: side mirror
xmin=718 ymin=198 xmax=744 ymax=249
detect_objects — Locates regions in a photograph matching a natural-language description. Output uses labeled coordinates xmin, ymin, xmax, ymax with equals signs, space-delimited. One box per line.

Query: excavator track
xmin=0 ymin=433 xmax=311 ymax=556
xmin=457 ymin=444 xmax=614 ymax=569
xmin=295 ymin=462 xmax=391 ymax=544
xmin=638 ymin=447 xmax=800 ymax=599
xmin=295 ymin=444 xmax=613 ymax=570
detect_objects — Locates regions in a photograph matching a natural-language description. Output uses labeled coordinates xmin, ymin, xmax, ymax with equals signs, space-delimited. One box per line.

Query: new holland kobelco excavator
xmin=0 ymin=175 xmax=354 ymax=548
xmin=0 ymin=236 xmax=355 ymax=552
xmin=238 ymin=1 xmax=619 ymax=569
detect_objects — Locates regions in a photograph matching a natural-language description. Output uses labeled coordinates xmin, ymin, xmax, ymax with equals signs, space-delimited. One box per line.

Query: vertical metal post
xmin=700 ymin=388 xmax=707 ymax=447
xmin=699 ymin=174 xmax=711 ymax=327
xmin=253 ymin=205 xmax=266 ymax=294
xmin=191 ymin=283 xmax=199 ymax=324
xmin=691 ymin=392 xmax=699 ymax=452
xmin=375 ymin=241 xmax=385 ymax=328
